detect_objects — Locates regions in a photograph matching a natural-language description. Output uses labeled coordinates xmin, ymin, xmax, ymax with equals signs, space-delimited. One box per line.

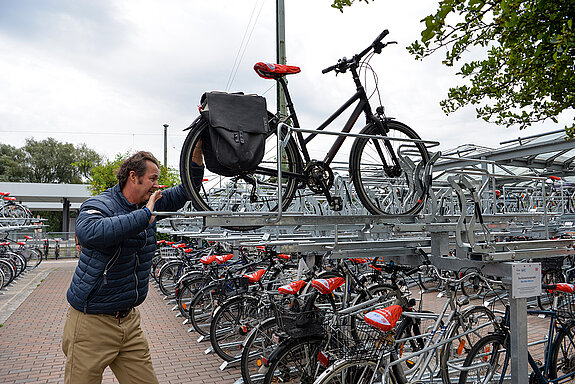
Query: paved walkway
xmin=0 ymin=260 xmax=241 ymax=383
xmin=0 ymin=260 xmax=552 ymax=384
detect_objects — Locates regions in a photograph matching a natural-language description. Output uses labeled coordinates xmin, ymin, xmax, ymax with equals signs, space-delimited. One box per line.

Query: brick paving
xmin=0 ymin=260 xmax=556 ymax=383
xmin=0 ymin=260 xmax=241 ymax=384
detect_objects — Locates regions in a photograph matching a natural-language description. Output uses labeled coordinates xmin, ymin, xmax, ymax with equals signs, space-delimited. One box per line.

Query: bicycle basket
xmin=274 ymin=303 xmax=325 ymax=338
xmin=556 ymin=292 xmax=575 ymax=319
xmin=328 ymin=320 xmax=395 ymax=361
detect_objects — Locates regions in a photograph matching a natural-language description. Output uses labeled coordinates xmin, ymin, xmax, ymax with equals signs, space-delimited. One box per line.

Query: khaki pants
xmin=62 ymin=306 xmax=159 ymax=384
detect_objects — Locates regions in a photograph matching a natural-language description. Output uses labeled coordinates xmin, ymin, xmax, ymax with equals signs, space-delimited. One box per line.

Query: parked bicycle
xmin=458 ymin=283 xmax=575 ymax=384
xmin=180 ymin=29 xmax=430 ymax=219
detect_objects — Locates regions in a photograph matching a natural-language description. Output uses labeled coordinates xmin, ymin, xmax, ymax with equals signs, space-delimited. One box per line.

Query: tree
xmin=0 ymin=144 xmax=28 ymax=182
xmin=89 ymin=152 xmax=181 ymax=195
xmin=0 ymin=138 xmax=102 ymax=183
xmin=333 ymin=0 xmax=575 ymax=135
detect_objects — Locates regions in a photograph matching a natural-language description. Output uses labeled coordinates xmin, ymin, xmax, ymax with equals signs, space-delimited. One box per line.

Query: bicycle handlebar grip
xmin=374 ymin=29 xmax=389 ymax=45
xmin=322 ymin=64 xmax=337 ymax=74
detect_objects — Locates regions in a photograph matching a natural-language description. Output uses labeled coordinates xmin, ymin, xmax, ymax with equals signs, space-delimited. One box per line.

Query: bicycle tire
xmin=0 ymin=268 xmax=4 ymax=291
xmin=458 ymin=333 xmax=508 ymax=384
xmin=313 ymin=355 xmax=404 ymax=384
xmin=209 ymin=295 xmax=261 ymax=362
xmin=179 ymin=115 xmax=302 ymax=231
xmin=263 ymin=336 xmax=325 ymax=384
xmin=549 ymin=320 xmax=575 ymax=381
xmin=350 ymin=120 xmax=429 ymax=216
xmin=175 ymin=273 xmax=204 ymax=319
xmin=241 ymin=316 xmax=279 ymax=384
xmin=157 ymin=260 xmax=185 ymax=298
xmin=439 ymin=305 xmax=497 ymax=384
xmin=188 ymin=282 xmax=224 ymax=336
xmin=0 ymin=258 xmax=15 ymax=287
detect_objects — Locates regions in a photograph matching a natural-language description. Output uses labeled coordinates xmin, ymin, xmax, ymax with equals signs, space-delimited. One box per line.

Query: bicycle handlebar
xmin=321 ymin=29 xmax=391 ymax=75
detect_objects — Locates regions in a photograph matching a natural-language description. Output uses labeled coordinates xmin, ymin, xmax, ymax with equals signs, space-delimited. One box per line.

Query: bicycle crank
xmin=304 ymin=161 xmax=342 ymax=211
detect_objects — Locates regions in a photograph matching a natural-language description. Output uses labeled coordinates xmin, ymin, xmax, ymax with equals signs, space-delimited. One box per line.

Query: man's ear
xmin=129 ymin=170 xmax=137 ymax=184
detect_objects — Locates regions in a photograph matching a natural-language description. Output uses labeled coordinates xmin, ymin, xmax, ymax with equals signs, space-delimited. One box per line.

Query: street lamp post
xmin=163 ymin=124 xmax=169 ymax=168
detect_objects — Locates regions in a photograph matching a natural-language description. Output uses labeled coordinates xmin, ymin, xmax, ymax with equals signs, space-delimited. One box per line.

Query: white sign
xmin=511 ymin=263 xmax=541 ymax=299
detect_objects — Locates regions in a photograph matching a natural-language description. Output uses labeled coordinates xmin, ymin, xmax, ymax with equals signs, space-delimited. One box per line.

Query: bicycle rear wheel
xmin=458 ymin=333 xmax=508 ymax=384
xmin=549 ymin=320 xmax=575 ymax=381
xmin=179 ymin=115 xmax=302 ymax=228
xmin=350 ymin=120 xmax=429 ymax=216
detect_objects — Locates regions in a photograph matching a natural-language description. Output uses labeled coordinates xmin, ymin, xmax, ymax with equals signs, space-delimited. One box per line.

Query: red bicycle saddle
xmin=311 ymin=277 xmax=345 ymax=295
xmin=244 ymin=268 xmax=266 ymax=283
xmin=254 ymin=62 xmax=301 ymax=79
xmin=278 ymin=280 xmax=306 ymax=295
xmin=200 ymin=255 xmax=217 ymax=265
xmin=554 ymin=283 xmax=575 ymax=293
xmin=364 ymin=305 xmax=403 ymax=332
xmin=215 ymin=254 xmax=233 ymax=264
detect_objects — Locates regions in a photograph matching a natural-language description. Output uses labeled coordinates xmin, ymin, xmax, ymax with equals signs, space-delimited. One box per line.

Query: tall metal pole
xmin=163 ymin=124 xmax=169 ymax=168
xmin=276 ymin=0 xmax=286 ymax=118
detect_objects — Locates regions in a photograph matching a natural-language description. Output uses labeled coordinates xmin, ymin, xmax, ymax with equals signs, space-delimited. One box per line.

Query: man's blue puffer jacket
xmin=67 ymin=183 xmax=188 ymax=314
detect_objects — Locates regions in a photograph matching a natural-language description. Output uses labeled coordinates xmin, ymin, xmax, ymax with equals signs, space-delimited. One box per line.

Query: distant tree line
xmin=0 ymin=138 xmax=180 ymax=192
xmin=0 ymin=138 xmax=101 ymax=184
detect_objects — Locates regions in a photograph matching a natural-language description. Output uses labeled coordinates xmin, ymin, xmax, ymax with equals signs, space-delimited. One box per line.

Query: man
xmin=62 ymin=151 xmax=196 ymax=384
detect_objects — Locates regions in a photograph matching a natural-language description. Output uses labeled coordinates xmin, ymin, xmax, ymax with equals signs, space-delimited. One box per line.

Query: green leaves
xmin=409 ymin=0 xmax=575 ymax=135
xmin=331 ymin=0 xmax=371 ymax=12
xmin=0 ymin=139 xmax=102 ymax=184
xmin=88 ymin=152 xmax=180 ymax=195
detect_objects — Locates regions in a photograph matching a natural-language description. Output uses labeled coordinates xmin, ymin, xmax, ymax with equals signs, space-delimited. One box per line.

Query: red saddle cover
xmin=555 ymin=283 xmax=575 ymax=293
xmin=364 ymin=305 xmax=403 ymax=332
xmin=215 ymin=254 xmax=233 ymax=264
xmin=254 ymin=62 xmax=301 ymax=79
xmin=278 ymin=280 xmax=306 ymax=295
xmin=244 ymin=268 xmax=266 ymax=283
xmin=311 ymin=277 xmax=345 ymax=295
xmin=200 ymin=255 xmax=216 ymax=265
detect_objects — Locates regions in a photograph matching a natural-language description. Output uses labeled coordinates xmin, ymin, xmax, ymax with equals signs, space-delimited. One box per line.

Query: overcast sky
xmin=1 ymin=0 xmax=573 ymax=169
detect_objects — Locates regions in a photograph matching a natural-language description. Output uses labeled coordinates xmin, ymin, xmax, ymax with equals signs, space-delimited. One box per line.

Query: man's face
xmin=133 ymin=161 xmax=160 ymax=204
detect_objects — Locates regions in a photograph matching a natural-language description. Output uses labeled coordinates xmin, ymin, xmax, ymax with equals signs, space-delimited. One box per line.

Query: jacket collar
xmin=111 ymin=183 xmax=140 ymax=211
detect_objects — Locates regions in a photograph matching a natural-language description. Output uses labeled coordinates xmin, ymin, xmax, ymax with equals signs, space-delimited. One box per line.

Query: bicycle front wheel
xmin=179 ymin=115 xmax=302 ymax=221
xmin=263 ymin=337 xmax=325 ymax=384
xmin=350 ymin=120 xmax=429 ymax=216
xmin=313 ymin=356 xmax=403 ymax=384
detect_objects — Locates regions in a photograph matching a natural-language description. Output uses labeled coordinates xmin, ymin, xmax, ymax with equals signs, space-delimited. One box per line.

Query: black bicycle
xmin=180 ymin=29 xmax=430 ymax=218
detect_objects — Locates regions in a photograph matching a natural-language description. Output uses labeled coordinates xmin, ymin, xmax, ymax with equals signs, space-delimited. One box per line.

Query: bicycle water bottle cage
xmin=254 ymin=62 xmax=301 ymax=79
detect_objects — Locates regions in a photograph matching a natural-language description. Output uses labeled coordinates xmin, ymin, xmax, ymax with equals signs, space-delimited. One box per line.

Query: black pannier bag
xmin=200 ymin=91 xmax=269 ymax=177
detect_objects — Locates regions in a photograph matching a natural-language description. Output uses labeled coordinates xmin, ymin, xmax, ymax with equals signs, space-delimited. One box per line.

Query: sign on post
xmin=511 ymin=263 xmax=541 ymax=299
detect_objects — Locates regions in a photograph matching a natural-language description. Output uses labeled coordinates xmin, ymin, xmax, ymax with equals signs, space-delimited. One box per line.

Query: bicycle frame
xmin=384 ymin=279 xmax=496 ymax=382
xmin=489 ymin=304 xmax=575 ymax=384
xmin=257 ymin=60 xmax=400 ymax=181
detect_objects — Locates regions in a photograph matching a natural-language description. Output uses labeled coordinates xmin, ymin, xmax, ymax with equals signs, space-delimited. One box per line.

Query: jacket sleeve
xmin=75 ymin=199 xmax=150 ymax=250
xmin=155 ymin=184 xmax=190 ymax=212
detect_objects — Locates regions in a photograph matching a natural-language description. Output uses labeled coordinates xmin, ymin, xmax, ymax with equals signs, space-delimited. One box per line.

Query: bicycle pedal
xmin=329 ymin=197 xmax=343 ymax=211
